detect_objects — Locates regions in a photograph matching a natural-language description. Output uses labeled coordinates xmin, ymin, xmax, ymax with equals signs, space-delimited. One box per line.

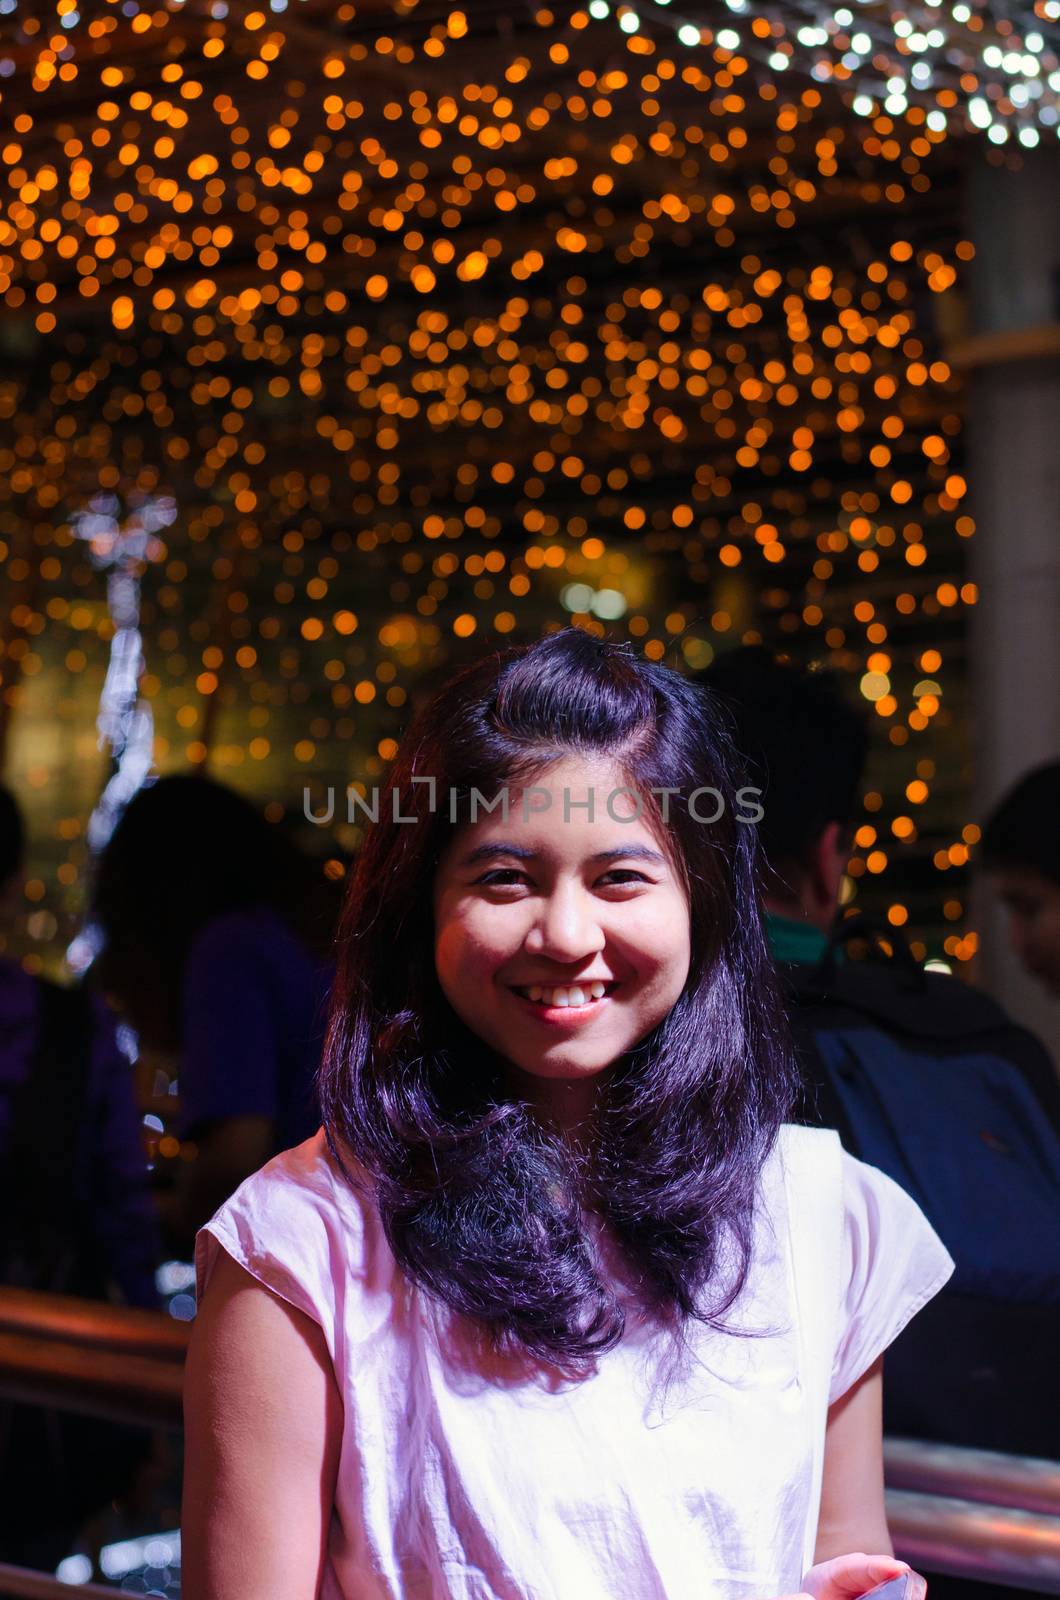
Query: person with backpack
xmin=698 ymin=647 xmax=1060 ymax=1600
xmin=0 ymin=784 xmax=161 ymax=1570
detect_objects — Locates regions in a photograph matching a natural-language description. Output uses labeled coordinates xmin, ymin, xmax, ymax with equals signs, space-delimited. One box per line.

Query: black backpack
xmin=782 ymin=913 xmax=1060 ymax=1457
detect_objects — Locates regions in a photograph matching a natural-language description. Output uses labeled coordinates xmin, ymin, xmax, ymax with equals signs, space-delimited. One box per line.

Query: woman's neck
xmin=503 ymin=1064 xmax=605 ymax=1149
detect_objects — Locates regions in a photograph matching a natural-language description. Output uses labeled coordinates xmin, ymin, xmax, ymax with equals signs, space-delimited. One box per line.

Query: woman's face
xmin=433 ymin=757 xmax=692 ymax=1100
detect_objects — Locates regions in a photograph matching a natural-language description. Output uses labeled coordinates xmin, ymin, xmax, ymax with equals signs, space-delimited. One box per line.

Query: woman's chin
xmin=507 ymin=1050 xmax=618 ymax=1085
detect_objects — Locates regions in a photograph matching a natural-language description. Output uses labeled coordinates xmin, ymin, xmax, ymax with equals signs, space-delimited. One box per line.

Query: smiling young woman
xmin=431 ymin=755 xmax=693 ymax=1136
xmin=183 ymin=628 xmax=953 ymax=1600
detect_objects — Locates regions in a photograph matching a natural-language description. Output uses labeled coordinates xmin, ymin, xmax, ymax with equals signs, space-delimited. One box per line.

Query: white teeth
xmin=520 ymin=982 xmax=612 ymax=1007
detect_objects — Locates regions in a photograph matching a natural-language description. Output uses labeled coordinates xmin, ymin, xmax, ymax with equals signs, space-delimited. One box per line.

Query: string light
xmin=0 ymin=0 xmax=986 ymax=969
xmin=599 ymin=0 xmax=1060 ymax=139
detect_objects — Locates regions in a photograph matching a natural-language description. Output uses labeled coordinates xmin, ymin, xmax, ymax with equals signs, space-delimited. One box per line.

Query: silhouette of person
xmin=0 ymin=783 xmax=159 ymax=1570
xmin=697 ymin=646 xmax=868 ymax=962
xmin=983 ymin=762 xmax=1060 ymax=999
xmin=697 ymin=648 xmax=1060 ymax=1600
xmin=92 ymin=774 xmax=336 ymax=1255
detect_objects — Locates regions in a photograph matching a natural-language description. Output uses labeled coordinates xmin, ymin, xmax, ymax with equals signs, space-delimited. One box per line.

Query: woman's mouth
xmin=509 ymin=980 xmax=617 ymax=1011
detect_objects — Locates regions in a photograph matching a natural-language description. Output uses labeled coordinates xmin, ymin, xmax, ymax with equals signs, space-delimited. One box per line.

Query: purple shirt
xmin=0 ymin=957 xmax=159 ymax=1308
xmin=177 ymin=905 xmax=333 ymax=1156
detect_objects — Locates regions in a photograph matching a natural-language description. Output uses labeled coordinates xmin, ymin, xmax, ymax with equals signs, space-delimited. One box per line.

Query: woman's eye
xmin=472 ymin=867 xmax=651 ymax=889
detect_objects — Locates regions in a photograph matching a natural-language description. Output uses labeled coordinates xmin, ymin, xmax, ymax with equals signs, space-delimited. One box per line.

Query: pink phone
xmin=861 ymin=1575 xmax=927 ymax=1600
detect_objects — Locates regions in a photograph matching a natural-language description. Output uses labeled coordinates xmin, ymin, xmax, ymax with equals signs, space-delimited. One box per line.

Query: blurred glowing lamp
xmin=560 ymin=582 xmax=595 ymax=612
xmin=860 ymin=671 xmax=891 ymax=701
xmin=591 ymin=588 xmax=628 ymax=619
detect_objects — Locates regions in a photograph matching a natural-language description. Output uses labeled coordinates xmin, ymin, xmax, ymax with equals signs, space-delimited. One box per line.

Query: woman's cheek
xmin=446 ymin=916 xmax=519 ymax=992
xmin=617 ymin=904 xmax=690 ymax=970
xmin=434 ymin=920 xmax=473 ymax=998
xmin=463 ymin=909 xmax=512 ymax=965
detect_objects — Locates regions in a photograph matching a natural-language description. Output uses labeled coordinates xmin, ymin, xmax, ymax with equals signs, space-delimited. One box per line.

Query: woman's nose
xmin=523 ymin=885 xmax=604 ymax=963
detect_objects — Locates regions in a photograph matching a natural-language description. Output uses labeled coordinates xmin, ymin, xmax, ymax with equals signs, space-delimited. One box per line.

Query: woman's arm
xmin=778 ymin=1363 xmax=915 ymax=1600
xmin=182 ymin=1247 xmax=343 ymax=1600
xmin=768 ymin=1357 xmax=919 ymax=1599
xmin=813 ymin=1355 xmax=892 ymax=1564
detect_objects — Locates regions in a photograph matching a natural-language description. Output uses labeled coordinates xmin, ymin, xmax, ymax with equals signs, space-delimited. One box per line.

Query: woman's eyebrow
xmin=460 ymin=843 xmax=537 ymax=866
xmin=588 ymin=845 xmax=668 ymax=866
xmin=458 ymin=842 xmax=668 ymax=867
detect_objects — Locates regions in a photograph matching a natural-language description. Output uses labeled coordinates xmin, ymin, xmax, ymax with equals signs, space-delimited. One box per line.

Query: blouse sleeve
xmin=829 ymin=1150 xmax=955 ymax=1405
xmin=194 ymin=1132 xmax=354 ymax=1366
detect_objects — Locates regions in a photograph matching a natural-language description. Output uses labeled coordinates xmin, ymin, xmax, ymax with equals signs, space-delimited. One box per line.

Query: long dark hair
xmin=319 ymin=628 xmax=798 ymax=1367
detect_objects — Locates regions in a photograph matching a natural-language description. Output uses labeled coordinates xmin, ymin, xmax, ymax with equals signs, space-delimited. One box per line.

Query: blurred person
xmin=92 ymin=774 xmax=336 ymax=1256
xmin=0 ymin=783 xmax=160 ymax=1570
xmin=982 ymin=761 xmax=1060 ymax=998
xmin=700 ymin=648 xmax=1060 ymax=1600
xmin=698 ymin=645 xmax=869 ymax=963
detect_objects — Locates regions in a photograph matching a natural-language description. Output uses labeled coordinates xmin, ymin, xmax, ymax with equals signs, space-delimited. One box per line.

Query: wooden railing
xmin=885 ymin=1438 xmax=1060 ymax=1519
xmin=887 ymin=1489 xmax=1060 ymax=1595
xmin=0 ymin=1290 xmax=1058 ymax=1594
xmin=0 ymin=1288 xmax=187 ymax=1429
xmin=0 ymin=1286 xmax=189 ymax=1360
xmin=0 ymin=1563 xmax=119 ymax=1598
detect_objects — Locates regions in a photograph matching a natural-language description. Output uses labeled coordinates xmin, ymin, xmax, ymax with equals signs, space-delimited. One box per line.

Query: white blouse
xmin=196 ymin=1123 xmax=954 ymax=1599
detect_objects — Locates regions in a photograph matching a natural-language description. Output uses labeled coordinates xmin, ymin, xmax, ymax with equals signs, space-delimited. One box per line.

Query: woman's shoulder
xmin=194 ymin=1129 xmax=386 ymax=1352
xmin=766 ymin=1121 xmax=954 ymax=1266
xmin=214 ymin=1126 xmax=377 ymax=1244
xmin=763 ymin=1124 xmax=955 ymax=1404
xmin=752 ymin=1123 xmax=846 ymax=1282
xmin=767 ymin=1120 xmax=932 ymax=1203
xmin=762 ymin=1121 xmax=843 ymax=1203
xmin=760 ymin=1123 xmax=955 ymax=1289
xmin=230 ymin=1125 xmax=365 ymax=1216
xmin=773 ymin=1121 xmax=842 ymax=1162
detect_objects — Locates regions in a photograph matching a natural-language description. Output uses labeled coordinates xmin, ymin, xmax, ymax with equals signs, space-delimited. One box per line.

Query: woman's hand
xmin=771 ymin=1552 xmax=926 ymax=1599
